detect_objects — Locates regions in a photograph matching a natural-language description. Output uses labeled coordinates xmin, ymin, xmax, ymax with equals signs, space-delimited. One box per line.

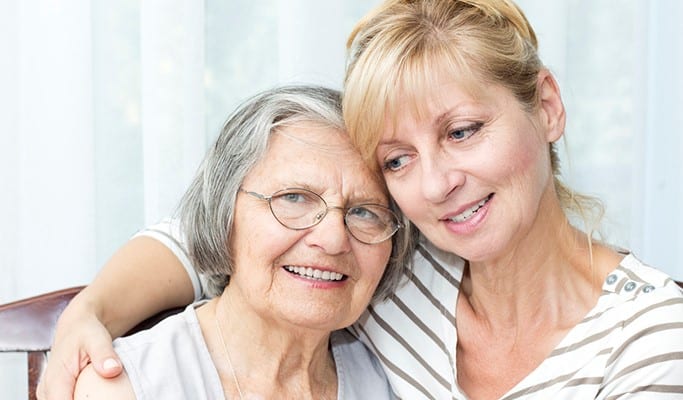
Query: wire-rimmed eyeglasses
xmin=239 ymin=188 xmax=402 ymax=245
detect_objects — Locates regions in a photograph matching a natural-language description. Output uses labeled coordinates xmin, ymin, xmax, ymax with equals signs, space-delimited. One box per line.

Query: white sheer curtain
xmin=1 ymin=0 xmax=97 ymax=301
xmin=0 ymin=0 xmax=378 ymax=303
xmin=0 ymin=0 xmax=681 ymax=397
xmin=517 ymin=0 xmax=683 ymax=279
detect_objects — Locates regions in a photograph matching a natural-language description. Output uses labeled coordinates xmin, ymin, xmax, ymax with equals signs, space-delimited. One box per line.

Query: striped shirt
xmin=138 ymin=220 xmax=683 ymax=399
xmin=351 ymin=240 xmax=683 ymax=399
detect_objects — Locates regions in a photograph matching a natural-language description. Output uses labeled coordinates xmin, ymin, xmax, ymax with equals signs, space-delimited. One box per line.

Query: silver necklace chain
xmin=215 ymin=305 xmax=245 ymax=400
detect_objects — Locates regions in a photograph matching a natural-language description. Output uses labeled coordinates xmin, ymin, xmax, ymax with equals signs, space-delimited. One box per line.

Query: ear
xmin=537 ymin=70 xmax=566 ymax=143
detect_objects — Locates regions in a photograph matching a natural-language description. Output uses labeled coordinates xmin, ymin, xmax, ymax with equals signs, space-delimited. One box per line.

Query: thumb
xmin=86 ymin=338 xmax=123 ymax=378
xmin=90 ymin=353 xmax=123 ymax=378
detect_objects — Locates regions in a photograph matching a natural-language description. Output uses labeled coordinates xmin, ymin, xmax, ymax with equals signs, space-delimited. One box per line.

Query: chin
xmin=285 ymin=310 xmax=351 ymax=331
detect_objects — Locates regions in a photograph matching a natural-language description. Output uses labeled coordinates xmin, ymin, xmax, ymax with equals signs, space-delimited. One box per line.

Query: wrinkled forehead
xmin=273 ymin=123 xmax=354 ymax=156
xmin=260 ymin=123 xmax=389 ymax=197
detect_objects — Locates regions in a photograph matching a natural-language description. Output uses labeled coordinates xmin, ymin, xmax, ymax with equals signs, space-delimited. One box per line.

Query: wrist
xmin=56 ymin=287 xmax=110 ymax=337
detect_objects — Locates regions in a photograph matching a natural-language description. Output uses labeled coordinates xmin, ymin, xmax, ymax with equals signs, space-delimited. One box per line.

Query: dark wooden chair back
xmin=0 ymin=286 xmax=182 ymax=400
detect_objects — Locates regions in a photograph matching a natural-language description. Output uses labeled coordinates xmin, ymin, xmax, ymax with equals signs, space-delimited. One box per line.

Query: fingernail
xmin=103 ymin=358 xmax=120 ymax=371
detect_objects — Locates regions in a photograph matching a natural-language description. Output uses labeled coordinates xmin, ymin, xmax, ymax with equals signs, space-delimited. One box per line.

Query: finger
xmin=36 ymin=357 xmax=79 ymax=400
xmin=91 ymin=356 xmax=123 ymax=378
xmin=85 ymin=334 xmax=122 ymax=378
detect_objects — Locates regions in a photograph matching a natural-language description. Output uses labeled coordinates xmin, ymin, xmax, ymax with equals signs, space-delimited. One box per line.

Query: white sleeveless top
xmin=113 ymin=303 xmax=396 ymax=399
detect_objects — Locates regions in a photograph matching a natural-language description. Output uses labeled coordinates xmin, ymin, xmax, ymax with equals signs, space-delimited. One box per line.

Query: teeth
xmin=284 ymin=266 xmax=344 ymax=281
xmin=449 ymin=196 xmax=490 ymax=223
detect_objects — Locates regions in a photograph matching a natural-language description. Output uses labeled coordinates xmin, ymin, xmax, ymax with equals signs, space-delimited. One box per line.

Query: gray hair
xmin=177 ymin=85 xmax=416 ymax=301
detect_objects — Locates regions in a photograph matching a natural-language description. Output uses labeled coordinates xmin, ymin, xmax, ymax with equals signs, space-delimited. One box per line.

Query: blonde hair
xmin=343 ymin=0 xmax=603 ymax=233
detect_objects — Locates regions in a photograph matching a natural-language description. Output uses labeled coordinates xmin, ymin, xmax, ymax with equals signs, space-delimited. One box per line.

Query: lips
xmin=283 ymin=265 xmax=347 ymax=281
xmin=447 ymin=194 xmax=493 ymax=223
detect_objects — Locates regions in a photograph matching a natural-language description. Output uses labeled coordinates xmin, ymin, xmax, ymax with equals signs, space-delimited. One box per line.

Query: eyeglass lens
xmin=267 ymin=189 xmax=399 ymax=244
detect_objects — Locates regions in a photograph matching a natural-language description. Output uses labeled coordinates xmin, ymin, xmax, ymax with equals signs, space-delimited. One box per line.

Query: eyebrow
xmin=377 ymin=101 xmax=483 ymax=147
xmin=273 ymin=184 xmax=388 ymax=206
xmin=433 ymin=101 xmax=485 ymax=126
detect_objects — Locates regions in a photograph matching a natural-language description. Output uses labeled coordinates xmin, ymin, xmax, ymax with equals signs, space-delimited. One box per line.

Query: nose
xmin=420 ymin=151 xmax=464 ymax=203
xmin=304 ymin=207 xmax=352 ymax=254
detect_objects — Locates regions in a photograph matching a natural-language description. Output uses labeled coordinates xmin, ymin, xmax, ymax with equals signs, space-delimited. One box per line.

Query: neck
xmin=198 ymin=293 xmax=337 ymax=399
xmin=460 ymin=194 xmax=613 ymax=331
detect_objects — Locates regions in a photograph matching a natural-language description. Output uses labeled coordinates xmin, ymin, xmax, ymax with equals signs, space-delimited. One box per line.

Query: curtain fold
xmin=639 ymin=0 xmax=683 ymax=275
xmin=2 ymin=0 xmax=96 ymax=301
xmin=140 ymin=0 xmax=207 ymax=225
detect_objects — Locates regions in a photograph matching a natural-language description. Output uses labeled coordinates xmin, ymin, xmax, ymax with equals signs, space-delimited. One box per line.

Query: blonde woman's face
xmin=229 ymin=123 xmax=392 ymax=332
xmin=376 ymin=74 xmax=561 ymax=262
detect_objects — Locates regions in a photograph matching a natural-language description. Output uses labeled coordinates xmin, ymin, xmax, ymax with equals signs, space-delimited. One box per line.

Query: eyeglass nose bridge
xmin=313 ymin=205 xmax=347 ymax=225
xmin=311 ymin=201 xmax=400 ymax=240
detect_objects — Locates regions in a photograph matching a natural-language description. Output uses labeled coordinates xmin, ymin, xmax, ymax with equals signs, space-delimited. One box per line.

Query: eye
xmin=448 ymin=122 xmax=482 ymax=142
xmin=382 ymin=154 xmax=413 ymax=172
xmin=275 ymin=190 xmax=319 ymax=205
xmin=279 ymin=192 xmax=305 ymax=203
xmin=347 ymin=206 xmax=380 ymax=221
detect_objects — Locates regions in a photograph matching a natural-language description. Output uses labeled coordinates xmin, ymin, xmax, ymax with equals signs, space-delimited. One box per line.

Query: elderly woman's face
xmin=229 ymin=123 xmax=392 ymax=331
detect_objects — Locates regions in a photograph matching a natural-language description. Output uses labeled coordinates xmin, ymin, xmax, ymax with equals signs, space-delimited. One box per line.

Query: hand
xmin=36 ymin=300 xmax=122 ymax=400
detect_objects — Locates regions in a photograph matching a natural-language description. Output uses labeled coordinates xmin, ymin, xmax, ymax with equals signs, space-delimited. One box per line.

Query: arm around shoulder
xmin=91 ymin=235 xmax=196 ymax=336
xmin=38 ymin=231 xmax=197 ymax=400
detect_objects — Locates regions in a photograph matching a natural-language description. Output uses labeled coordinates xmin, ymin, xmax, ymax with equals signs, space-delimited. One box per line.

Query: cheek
xmin=385 ymin=178 xmax=423 ymax=222
xmin=358 ymin=242 xmax=392 ymax=286
xmin=232 ymin=210 xmax=291 ymax=271
xmin=491 ymin=134 xmax=549 ymax=186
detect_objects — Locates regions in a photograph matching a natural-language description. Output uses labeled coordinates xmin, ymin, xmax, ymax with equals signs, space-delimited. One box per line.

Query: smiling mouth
xmin=448 ymin=194 xmax=493 ymax=223
xmin=283 ymin=266 xmax=347 ymax=282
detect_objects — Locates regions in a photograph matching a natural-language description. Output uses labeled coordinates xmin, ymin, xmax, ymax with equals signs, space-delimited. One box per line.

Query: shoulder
xmin=331 ymin=329 xmax=395 ymax=399
xmin=331 ymin=329 xmax=381 ymax=369
xmin=114 ymin=302 xmax=211 ymax=360
xmin=130 ymin=218 xmax=208 ymax=300
xmin=597 ymin=254 xmax=683 ymax=390
xmin=113 ymin=303 xmax=223 ymax=399
xmin=129 ymin=218 xmax=189 ymax=266
xmin=74 ymin=363 xmax=136 ymax=400
xmin=599 ymin=254 xmax=683 ymax=327
xmin=602 ymin=253 xmax=683 ymax=303
xmin=131 ymin=217 xmax=182 ymax=241
xmin=115 ymin=303 xmax=195 ymax=349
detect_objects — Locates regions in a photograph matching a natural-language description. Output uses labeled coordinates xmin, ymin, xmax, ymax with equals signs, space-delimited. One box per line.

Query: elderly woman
xmin=41 ymin=1 xmax=683 ymax=400
xmin=72 ymin=85 xmax=407 ymax=399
